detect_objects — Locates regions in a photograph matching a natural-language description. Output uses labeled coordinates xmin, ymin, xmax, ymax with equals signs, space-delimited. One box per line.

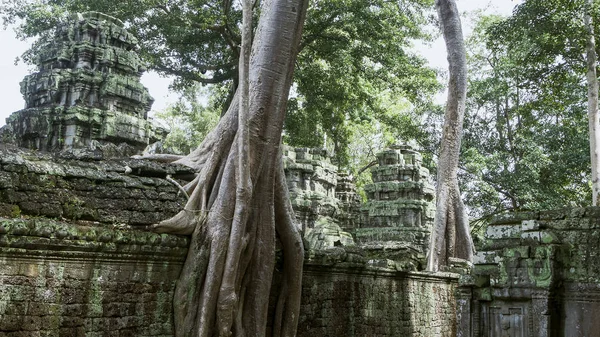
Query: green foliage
xmin=461 ymin=11 xmax=593 ymax=218
xmin=1 ymin=0 xmax=441 ymax=168
xmin=154 ymin=84 xmax=221 ymax=155
xmin=286 ymin=0 xmax=441 ymax=167
xmin=342 ymin=92 xmax=442 ymax=200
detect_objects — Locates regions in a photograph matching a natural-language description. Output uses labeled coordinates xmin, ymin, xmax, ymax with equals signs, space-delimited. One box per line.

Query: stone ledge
xmin=0 ymin=218 xmax=188 ymax=261
xmin=303 ymin=263 xmax=460 ymax=283
xmin=0 ymin=145 xmax=192 ymax=226
xmin=0 ymin=143 xmax=193 ymax=176
xmin=303 ymin=246 xmax=457 ymax=279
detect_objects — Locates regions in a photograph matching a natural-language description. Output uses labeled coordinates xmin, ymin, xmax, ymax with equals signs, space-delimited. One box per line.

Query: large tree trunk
xmin=426 ymin=0 xmax=474 ymax=272
xmin=585 ymin=0 xmax=600 ymax=206
xmin=150 ymin=0 xmax=308 ymax=335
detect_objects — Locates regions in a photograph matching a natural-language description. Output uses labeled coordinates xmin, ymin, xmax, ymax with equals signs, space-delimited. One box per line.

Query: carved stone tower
xmin=335 ymin=171 xmax=361 ymax=232
xmin=356 ymin=143 xmax=435 ymax=255
xmin=0 ymin=12 xmax=162 ymax=151
xmin=283 ymin=146 xmax=354 ymax=250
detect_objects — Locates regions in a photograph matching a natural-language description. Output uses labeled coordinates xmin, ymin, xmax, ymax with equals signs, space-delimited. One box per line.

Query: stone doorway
xmin=481 ymin=302 xmax=531 ymax=337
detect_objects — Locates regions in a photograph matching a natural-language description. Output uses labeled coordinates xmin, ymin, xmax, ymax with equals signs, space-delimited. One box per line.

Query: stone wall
xmin=462 ymin=208 xmax=600 ymax=337
xmin=0 ymin=218 xmax=188 ymax=337
xmin=296 ymin=260 xmax=458 ymax=337
xmin=0 ymin=145 xmax=190 ymax=226
xmin=0 ymin=218 xmax=459 ymax=337
xmin=0 ymin=145 xmax=191 ymax=336
xmin=0 ymin=146 xmax=460 ymax=336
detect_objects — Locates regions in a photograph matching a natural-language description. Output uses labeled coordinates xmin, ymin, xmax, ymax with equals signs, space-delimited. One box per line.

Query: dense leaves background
xmin=3 ymin=0 xmax=600 ymax=220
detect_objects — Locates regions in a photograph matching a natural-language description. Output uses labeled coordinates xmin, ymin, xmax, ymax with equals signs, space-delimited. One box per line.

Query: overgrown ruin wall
xmin=0 ymin=146 xmax=459 ymax=336
xmin=0 ymin=222 xmax=458 ymax=337
xmin=462 ymin=209 xmax=600 ymax=337
xmin=0 ymin=11 xmax=460 ymax=336
xmin=0 ymin=218 xmax=188 ymax=337
xmin=296 ymin=260 xmax=457 ymax=336
xmin=0 ymin=145 xmax=191 ymax=225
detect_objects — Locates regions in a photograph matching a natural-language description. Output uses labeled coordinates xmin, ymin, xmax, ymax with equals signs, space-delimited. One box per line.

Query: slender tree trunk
xmin=426 ymin=0 xmax=474 ymax=272
xmin=585 ymin=0 xmax=600 ymax=206
xmin=149 ymin=0 xmax=308 ymax=335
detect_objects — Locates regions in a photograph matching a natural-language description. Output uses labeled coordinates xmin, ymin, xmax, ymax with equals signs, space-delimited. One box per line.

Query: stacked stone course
xmin=0 ymin=145 xmax=190 ymax=226
xmin=335 ymin=171 xmax=361 ymax=232
xmin=0 ymin=12 xmax=163 ymax=153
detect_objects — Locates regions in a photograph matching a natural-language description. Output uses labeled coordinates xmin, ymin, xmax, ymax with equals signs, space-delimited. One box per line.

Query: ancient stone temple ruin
xmin=459 ymin=209 xmax=600 ymax=337
xmin=0 ymin=14 xmax=457 ymax=336
xmin=0 ymin=12 xmax=162 ymax=152
xmin=3 ymin=10 xmax=600 ymax=337
xmin=354 ymin=143 xmax=435 ymax=267
xmin=0 ymin=144 xmax=459 ymax=337
xmin=283 ymin=146 xmax=355 ymax=250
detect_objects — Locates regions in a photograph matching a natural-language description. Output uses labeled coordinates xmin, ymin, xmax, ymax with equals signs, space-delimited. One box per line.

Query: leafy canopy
xmin=154 ymin=84 xmax=222 ymax=155
xmin=460 ymin=9 xmax=593 ymax=219
xmin=1 ymin=0 xmax=441 ymax=168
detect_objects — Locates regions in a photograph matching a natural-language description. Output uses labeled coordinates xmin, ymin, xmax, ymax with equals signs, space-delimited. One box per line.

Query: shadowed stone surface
xmin=0 ymin=217 xmax=459 ymax=337
xmin=294 ymin=253 xmax=458 ymax=337
xmin=460 ymin=208 xmax=600 ymax=337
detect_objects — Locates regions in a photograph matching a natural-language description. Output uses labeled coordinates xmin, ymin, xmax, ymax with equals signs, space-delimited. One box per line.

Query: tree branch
xmin=357 ymin=160 xmax=377 ymax=175
xmin=154 ymin=64 xmax=233 ymax=84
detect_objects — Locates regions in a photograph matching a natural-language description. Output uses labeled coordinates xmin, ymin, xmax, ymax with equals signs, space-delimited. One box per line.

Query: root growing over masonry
xmin=146 ymin=100 xmax=304 ymax=336
xmin=141 ymin=0 xmax=309 ymax=333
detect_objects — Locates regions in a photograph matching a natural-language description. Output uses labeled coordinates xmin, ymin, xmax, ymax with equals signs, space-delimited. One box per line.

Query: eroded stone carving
xmin=0 ymin=12 xmax=164 ymax=153
xmin=335 ymin=171 xmax=361 ymax=232
xmin=355 ymin=143 xmax=435 ymax=265
xmin=283 ymin=146 xmax=354 ymax=250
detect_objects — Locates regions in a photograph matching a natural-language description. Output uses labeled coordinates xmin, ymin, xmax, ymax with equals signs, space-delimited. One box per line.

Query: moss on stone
xmin=10 ymin=205 xmax=21 ymax=218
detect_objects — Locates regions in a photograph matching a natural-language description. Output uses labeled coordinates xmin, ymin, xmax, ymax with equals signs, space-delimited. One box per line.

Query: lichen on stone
xmin=0 ymin=11 xmax=166 ymax=153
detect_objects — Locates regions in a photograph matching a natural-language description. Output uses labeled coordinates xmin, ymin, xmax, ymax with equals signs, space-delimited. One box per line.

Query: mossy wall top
xmin=0 ymin=144 xmax=460 ymax=336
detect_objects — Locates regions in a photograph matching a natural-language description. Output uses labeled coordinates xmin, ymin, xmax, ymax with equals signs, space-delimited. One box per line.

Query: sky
xmin=0 ymin=0 xmax=522 ymax=128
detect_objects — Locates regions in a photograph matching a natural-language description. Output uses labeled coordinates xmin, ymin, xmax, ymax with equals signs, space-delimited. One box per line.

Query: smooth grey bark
xmin=585 ymin=0 xmax=600 ymax=206
xmin=148 ymin=0 xmax=308 ymax=335
xmin=426 ymin=0 xmax=474 ymax=272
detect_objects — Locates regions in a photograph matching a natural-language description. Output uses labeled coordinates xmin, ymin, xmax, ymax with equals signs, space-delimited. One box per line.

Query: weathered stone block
xmin=485 ymin=224 xmax=522 ymax=239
